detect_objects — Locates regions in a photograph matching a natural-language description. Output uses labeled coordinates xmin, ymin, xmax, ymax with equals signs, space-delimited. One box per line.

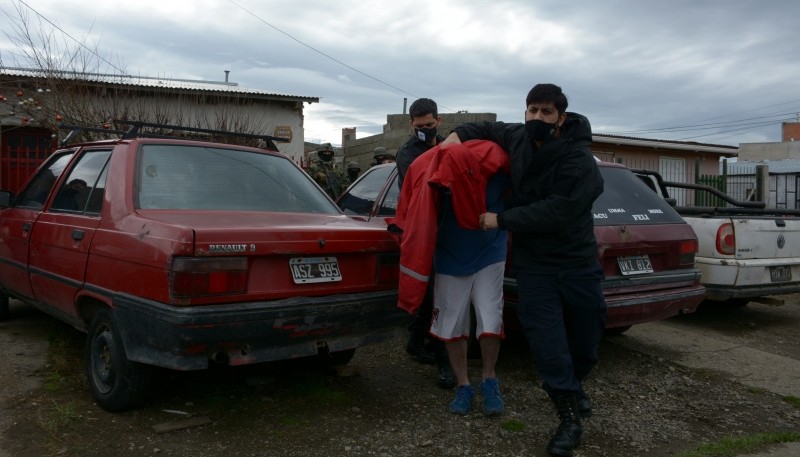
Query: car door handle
xmin=22 ymin=222 xmax=32 ymax=232
xmin=72 ymin=229 xmax=85 ymax=241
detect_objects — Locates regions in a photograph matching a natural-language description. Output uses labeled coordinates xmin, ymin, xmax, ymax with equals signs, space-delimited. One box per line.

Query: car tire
xmin=85 ymin=308 xmax=154 ymax=412
xmin=604 ymin=325 xmax=633 ymax=336
xmin=319 ymin=348 xmax=357 ymax=366
xmin=0 ymin=291 xmax=9 ymax=321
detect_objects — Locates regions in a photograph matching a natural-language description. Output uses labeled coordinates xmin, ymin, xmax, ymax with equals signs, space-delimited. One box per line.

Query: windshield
xmin=137 ymin=144 xmax=339 ymax=213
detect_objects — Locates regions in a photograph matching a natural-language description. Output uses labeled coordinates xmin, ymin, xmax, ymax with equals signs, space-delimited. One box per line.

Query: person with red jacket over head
xmin=442 ymin=83 xmax=606 ymax=457
xmin=389 ymin=139 xmax=510 ymax=416
xmin=393 ymin=97 xmax=453 ymax=389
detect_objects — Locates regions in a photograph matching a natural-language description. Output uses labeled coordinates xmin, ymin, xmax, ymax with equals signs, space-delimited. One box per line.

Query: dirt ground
xmin=1 ymin=297 xmax=799 ymax=457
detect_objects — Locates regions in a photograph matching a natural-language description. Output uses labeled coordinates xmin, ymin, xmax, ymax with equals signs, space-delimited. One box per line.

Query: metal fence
xmin=604 ymin=155 xmax=800 ymax=210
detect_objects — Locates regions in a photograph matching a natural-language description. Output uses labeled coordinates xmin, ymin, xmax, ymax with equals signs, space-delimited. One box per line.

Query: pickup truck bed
xmin=633 ymin=170 xmax=800 ymax=304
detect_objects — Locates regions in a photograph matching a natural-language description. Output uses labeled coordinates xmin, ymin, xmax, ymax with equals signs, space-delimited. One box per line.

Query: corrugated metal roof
xmin=594 ymin=133 xmax=739 ymax=154
xmin=0 ymin=66 xmax=319 ymax=102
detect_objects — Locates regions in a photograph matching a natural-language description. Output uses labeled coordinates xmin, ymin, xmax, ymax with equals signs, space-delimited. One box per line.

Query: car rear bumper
xmin=702 ymin=283 xmax=800 ymax=301
xmin=694 ymin=258 xmax=800 ymax=300
xmin=111 ymin=290 xmax=406 ymax=370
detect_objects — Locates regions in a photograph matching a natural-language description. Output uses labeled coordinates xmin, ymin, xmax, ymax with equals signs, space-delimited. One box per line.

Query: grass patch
xmin=47 ymin=327 xmax=84 ymax=374
xmin=40 ymin=401 xmax=83 ymax=436
xmin=285 ymin=378 xmax=351 ymax=407
xmin=279 ymin=416 xmax=311 ymax=427
xmin=500 ymin=419 xmax=525 ymax=432
xmin=746 ymin=386 xmax=766 ymax=394
xmin=43 ymin=370 xmax=65 ymax=392
xmin=676 ymin=431 xmax=800 ymax=457
xmin=783 ymin=395 xmax=800 ymax=409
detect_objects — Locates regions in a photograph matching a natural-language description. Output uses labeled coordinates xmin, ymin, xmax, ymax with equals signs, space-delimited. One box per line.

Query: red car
xmin=0 ymin=123 xmax=405 ymax=411
xmin=338 ymin=161 xmax=705 ymax=334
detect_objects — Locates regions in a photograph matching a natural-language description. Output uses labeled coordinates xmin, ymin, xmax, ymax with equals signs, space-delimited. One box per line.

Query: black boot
xmin=435 ymin=344 xmax=456 ymax=389
xmin=546 ymin=394 xmax=582 ymax=457
xmin=576 ymin=389 xmax=592 ymax=418
xmin=405 ymin=333 xmax=436 ymax=364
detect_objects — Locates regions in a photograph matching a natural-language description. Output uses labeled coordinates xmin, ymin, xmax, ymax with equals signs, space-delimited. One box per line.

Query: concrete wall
xmin=341 ymin=112 xmax=497 ymax=171
xmin=739 ymin=142 xmax=800 ymax=161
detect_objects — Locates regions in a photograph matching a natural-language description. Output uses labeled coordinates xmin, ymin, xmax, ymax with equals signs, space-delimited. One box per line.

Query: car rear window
xmin=137 ymin=144 xmax=338 ymax=213
xmin=593 ymin=166 xmax=684 ymax=225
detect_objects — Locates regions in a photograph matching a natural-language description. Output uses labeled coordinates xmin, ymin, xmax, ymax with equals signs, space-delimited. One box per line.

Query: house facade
xmin=1 ymin=67 xmax=318 ymax=192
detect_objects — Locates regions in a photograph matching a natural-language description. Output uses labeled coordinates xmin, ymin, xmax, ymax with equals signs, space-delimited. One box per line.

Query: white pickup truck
xmin=633 ymin=170 xmax=800 ymax=305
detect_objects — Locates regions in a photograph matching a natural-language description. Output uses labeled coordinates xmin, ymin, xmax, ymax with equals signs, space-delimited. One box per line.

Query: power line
xmin=612 ymin=111 xmax=800 ymax=135
xmin=608 ymin=99 xmax=800 ymax=139
xmin=225 ymin=0 xmax=455 ymax=112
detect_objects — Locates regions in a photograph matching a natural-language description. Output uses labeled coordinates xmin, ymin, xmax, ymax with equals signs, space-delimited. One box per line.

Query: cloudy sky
xmin=2 ymin=0 xmax=798 ymax=147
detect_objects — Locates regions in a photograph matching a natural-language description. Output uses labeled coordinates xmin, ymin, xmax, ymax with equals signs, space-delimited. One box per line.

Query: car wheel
xmin=319 ymin=348 xmax=356 ymax=366
xmin=85 ymin=309 xmax=154 ymax=412
xmin=724 ymin=298 xmax=750 ymax=307
xmin=0 ymin=291 xmax=9 ymax=321
xmin=604 ymin=325 xmax=633 ymax=336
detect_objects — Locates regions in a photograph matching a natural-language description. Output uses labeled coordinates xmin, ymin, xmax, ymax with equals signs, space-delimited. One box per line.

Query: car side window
xmin=14 ymin=151 xmax=75 ymax=210
xmin=51 ymin=149 xmax=112 ymax=214
xmin=338 ymin=166 xmax=395 ymax=216
xmin=377 ymin=176 xmax=399 ymax=216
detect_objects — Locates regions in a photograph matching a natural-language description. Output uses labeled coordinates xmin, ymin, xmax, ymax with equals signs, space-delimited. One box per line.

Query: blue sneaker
xmin=449 ymin=384 xmax=475 ymax=415
xmin=481 ymin=378 xmax=505 ymax=416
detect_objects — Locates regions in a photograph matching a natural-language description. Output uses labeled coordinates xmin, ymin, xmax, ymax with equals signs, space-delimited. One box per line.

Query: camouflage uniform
xmin=307 ymin=152 xmax=349 ymax=199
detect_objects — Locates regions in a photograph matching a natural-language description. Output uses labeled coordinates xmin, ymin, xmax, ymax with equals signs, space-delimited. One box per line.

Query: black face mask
xmin=415 ymin=127 xmax=438 ymax=144
xmin=525 ymin=119 xmax=558 ymax=143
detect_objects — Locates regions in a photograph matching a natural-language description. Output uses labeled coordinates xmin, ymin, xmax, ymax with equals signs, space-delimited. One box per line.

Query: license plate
xmin=769 ymin=265 xmax=792 ymax=283
xmin=618 ymin=255 xmax=654 ymax=276
xmin=290 ymin=257 xmax=342 ymax=284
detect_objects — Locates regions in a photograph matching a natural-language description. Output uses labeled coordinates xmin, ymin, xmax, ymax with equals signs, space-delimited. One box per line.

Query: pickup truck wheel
xmin=724 ymin=298 xmax=750 ymax=307
xmin=0 ymin=292 xmax=9 ymax=321
xmin=85 ymin=309 xmax=154 ymax=412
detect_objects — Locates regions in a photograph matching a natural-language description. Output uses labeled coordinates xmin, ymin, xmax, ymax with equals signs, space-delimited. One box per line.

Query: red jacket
xmin=387 ymin=140 xmax=510 ymax=313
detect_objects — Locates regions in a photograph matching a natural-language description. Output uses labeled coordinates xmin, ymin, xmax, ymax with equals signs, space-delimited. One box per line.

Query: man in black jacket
xmin=442 ymin=84 xmax=607 ymax=457
xmin=395 ymin=97 xmax=454 ymax=389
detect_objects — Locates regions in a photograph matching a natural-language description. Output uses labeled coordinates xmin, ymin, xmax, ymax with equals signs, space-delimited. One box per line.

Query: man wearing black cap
xmin=346 ymin=161 xmax=361 ymax=182
xmin=373 ymin=147 xmax=396 ymax=165
xmin=307 ymin=143 xmax=348 ymax=199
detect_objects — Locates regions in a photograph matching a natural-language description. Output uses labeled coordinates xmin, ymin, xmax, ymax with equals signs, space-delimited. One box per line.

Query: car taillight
xmin=715 ymin=223 xmax=735 ymax=255
xmin=171 ymin=257 xmax=248 ymax=297
xmin=679 ymin=239 xmax=697 ymax=265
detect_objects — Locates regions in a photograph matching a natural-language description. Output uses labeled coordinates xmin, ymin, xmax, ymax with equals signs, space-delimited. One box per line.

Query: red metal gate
xmin=0 ymin=127 xmax=54 ymax=193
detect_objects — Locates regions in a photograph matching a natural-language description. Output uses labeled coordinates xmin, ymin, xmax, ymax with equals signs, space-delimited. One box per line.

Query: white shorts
xmin=430 ymin=261 xmax=505 ymax=341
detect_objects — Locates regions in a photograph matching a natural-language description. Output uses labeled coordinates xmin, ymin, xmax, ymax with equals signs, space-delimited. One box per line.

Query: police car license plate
xmin=618 ymin=255 xmax=654 ymax=276
xmin=290 ymin=257 xmax=342 ymax=284
xmin=769 ymin=265 xmax=792 ymax=283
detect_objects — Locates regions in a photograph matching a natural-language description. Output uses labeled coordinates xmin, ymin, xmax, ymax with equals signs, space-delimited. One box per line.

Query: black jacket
xmin=454 ymin=113 xmax=603 ymax=271
xmin=395 ymin=134 xmax=446 ymax=189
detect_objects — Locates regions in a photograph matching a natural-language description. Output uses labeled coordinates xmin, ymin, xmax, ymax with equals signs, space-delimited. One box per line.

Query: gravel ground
xmin=1 ymin=299 xmax=800 ymax=457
